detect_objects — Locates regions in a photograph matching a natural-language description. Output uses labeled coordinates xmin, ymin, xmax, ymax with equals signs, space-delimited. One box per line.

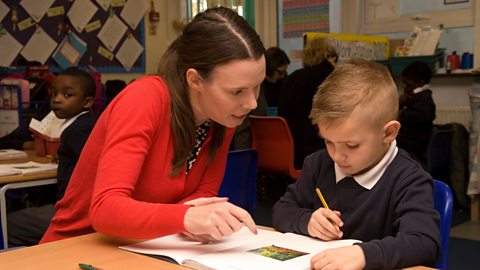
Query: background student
xmin=263 ymin=46 xmax=291 ymax=107
xmin=8 ymin=67 xmax=96 ymax=247
xmin=397 ymin=61 xmax=436 ymax=167
xmin=40 ymin=7 xmax=264 ymax=244
xmin=277 ymin=37 xmax=338 ymax=169
xmin=272 ymin=59 xmax=440 ymax=269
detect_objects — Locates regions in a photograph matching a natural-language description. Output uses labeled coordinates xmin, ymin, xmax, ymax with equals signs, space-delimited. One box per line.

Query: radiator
xmin=434 ymin=106 xmax=471 ymax=131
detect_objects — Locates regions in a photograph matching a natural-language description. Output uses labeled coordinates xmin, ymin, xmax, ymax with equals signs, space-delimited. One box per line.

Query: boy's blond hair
xmin=303 ymin=37 xmax=338 ymax=68
xmin=310 ymin=58 xmax=398 ymax=129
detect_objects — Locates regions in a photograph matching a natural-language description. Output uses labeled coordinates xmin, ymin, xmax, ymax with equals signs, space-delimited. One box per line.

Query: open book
xmin=29 ymin=111 xmax=64 ymax=139
xmin=120 ymin=227 xmax=360 ymax=270
xmin=0 ymin=161 xmax=58 ymax=177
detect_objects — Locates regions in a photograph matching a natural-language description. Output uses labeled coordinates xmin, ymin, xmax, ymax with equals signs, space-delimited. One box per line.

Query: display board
xmin=0 ymin=0 xmax=146 ymax=73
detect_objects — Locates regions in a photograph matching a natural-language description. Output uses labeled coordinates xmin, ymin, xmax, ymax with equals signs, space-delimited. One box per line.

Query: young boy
xmin=272 ymin=59 xmax=440 ymax=269
xmin=8 ymin=67 xmax=96 ymax=246
xmin=397 ymin=61 xmax=436 ymax=167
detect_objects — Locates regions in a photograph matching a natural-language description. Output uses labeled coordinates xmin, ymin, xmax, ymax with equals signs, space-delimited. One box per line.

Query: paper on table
xmin=120 ymin=227 xmax=281 ymax=264
xmin=0 ymin=149 xmax=27 ymax=160
xmin=0 ymin=161 xmax=57 ymax=177
xmin=120 ymin=227 xmax=361 ymax=270
xmin=184 ymin=232 xmax=360 ymax=270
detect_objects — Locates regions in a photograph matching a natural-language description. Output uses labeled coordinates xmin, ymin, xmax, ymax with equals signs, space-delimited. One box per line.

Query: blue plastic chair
xmin=433 ymin=179 xmax=453 ymax=270
xmin=218 ymin=149 xmax=258 ymax=215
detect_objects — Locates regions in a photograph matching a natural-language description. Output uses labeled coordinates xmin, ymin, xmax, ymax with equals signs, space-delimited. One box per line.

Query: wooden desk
xmin=0 ymin=150 xmax=57 ymax=249
xmin=0 ymin=232 xmax=436 ymax=270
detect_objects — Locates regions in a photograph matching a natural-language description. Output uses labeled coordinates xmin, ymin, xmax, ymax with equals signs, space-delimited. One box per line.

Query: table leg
xmin=1 ymin=178 xmax=56 ymax=249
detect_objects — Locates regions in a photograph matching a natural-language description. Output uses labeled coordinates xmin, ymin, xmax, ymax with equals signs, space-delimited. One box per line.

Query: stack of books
xmin=0 ymin=149 xmax=28 ymax=160
xmin=0 ymin=161 xmax=57 ymax=177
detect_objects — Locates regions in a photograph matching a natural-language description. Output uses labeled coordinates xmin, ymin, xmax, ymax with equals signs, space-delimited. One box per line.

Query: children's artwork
xmin=97 ymin=14 xmax=128 ymax=52
xmin=0 ymin=31 xmax=23 ymax=67
xmin=304 ymin=32 xmax=390 ymax=61
xmin=66 ymin=0 xmax=98 ymax=33
xmin=52 ymin=33 xmax=88 ymax=69
xmin=248 ymin=245 xmax=309 ymax=261
xmin=20 ymin=0 xmax=55 ymax=23
xmin=1 ymin=0 xmax=145 ymax=73
xmin=0 ymin=0 xmax=9 ymax=21
xmin=20 ymin=27 xmax=58 ymax=65
xmin=115 ymin=34 xmax=144 ymax=71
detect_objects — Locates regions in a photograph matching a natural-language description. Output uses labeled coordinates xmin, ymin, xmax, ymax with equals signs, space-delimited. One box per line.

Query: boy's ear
xmin=383 ymin=120 xmax=401 ymax=144
xmin=83 ymin=96 xmax=95 ymax=109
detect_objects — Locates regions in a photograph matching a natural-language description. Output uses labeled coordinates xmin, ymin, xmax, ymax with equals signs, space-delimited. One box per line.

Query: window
xmin=188 ymin=0 xmax=254 ymax=27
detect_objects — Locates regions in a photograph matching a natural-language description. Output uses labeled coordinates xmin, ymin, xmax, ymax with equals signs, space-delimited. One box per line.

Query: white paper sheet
xmin=0 ymin=0 xmax=9 ymax=21
xmin=0 ymin=31 xmax=23 ymax=67
xmin=67 ymin=0 xmax=98 ymax=33
xmin=116 ymin=35 xmax=144 ymax=71
xmin=20 ymin=0 xmax=55 ymax=22
xmin=96 ymin=0 xmax=112 ymax=11
xmin=20 ymin=27 xmax=58 ymax=65
xmin=97 ymin=14 xmax=128 ymax=51
xmin=120 ymin=0 xmax=149 ymax=29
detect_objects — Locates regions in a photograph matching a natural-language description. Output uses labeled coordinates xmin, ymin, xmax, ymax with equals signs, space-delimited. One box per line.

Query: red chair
xmin=249 ymin=116 xmax=301 ymax=180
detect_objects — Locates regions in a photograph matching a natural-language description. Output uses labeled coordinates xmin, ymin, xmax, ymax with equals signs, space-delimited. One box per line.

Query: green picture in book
xmin=247 ymin=245 xmax=309 ymax=261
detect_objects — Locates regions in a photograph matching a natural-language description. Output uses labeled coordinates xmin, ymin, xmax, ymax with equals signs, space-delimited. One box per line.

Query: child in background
xmin=397 ymin=61 xmax=436 ymax=167
xmin=272 ymin=59 xmax=440 ymax=269
xmin=8 ymin=67 xmax=96 ymax=246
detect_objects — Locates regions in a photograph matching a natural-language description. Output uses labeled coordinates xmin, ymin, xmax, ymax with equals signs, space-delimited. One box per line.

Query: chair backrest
xmin=427 ymin=128 xmax=454 ymax=181
xmin=249 ymin=115 xmax=301 ymax=180
xmin=433 ymin=179 xmax=454 ymax=270
xmin=218 ymin=149 xmax=258 ymax=215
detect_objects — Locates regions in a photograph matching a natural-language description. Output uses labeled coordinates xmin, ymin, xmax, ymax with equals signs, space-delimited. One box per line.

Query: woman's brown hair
xmin=158 ymin=7 xmax=265 ymax=175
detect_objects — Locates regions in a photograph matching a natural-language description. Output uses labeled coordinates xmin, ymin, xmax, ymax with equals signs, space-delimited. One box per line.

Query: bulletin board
xmin=0 ymin=0 xmax=145 ymax=73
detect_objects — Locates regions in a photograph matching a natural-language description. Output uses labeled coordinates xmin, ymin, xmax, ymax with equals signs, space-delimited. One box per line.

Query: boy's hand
xmin=310 ymin=245 xmax=365 ymax=270
xmin=308 ymin=208 xmax=343 ymax=240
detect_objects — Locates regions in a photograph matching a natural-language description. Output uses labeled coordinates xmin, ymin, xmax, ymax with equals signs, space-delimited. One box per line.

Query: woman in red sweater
xmin=41 ymin=7 xmax=265 ymax=243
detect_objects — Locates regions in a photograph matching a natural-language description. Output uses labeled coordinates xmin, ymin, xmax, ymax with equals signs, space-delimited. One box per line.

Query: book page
xmin=185 ymin=233 xmax=361 ymax=270
xmin=119 ymin=227 xmax=282 ymax=264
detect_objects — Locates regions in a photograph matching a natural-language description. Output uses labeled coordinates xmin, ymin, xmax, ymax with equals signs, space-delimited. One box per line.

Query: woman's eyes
xmin=347 ymin=144 xmax=359 ymax=149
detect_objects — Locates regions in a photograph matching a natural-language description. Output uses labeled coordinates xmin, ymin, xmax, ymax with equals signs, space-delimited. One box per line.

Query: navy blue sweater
xmin=272 ymin=148 xmax=440 ymax=269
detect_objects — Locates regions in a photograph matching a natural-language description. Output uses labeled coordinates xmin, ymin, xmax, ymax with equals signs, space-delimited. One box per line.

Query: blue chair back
xmin=218 ymin=149 xmax=258 ymax=215
xmin=433 ymin=179 xmax=454 ymax=270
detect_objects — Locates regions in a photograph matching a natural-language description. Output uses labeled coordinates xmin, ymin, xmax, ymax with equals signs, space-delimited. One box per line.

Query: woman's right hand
xmin=184 ymin=201 xmax=257 ymax=241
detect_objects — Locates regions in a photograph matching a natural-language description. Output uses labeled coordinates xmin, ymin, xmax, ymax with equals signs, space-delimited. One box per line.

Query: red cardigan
xmin=41 ymin=76 xmax=234 ymax=243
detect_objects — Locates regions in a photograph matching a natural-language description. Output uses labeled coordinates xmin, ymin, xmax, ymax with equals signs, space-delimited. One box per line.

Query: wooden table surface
xmin=0 ymin=231 xmax=436 ymax=270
